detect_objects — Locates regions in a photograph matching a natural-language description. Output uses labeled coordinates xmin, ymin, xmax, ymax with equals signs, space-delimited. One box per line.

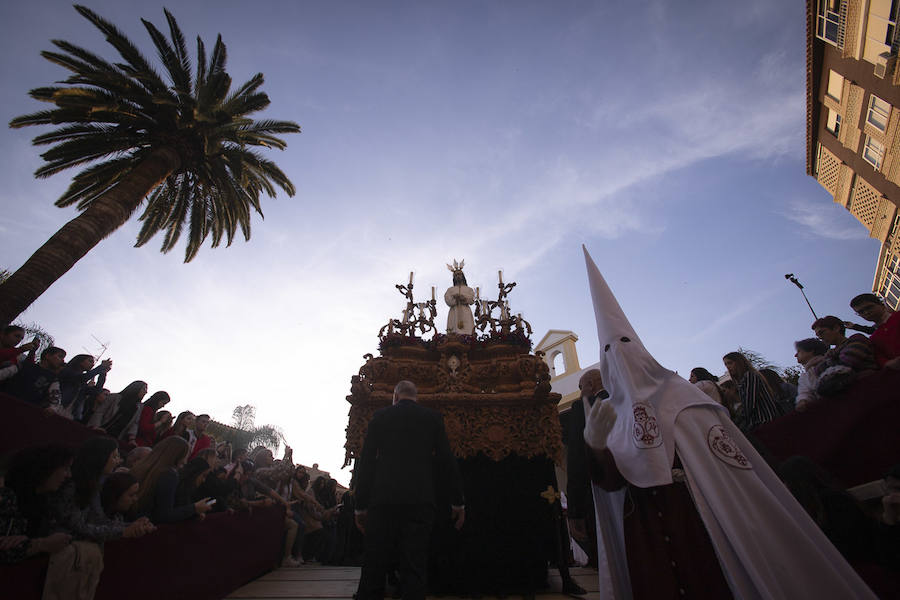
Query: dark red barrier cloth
xmin=0 ymin=392 xmax=286 ymax=599
xmin=752 ymin=369 xmax=900 ymax=487
xmin=96 ymin=506 xmax=284 ymax=600
xmin=1 ymin=507 xmax=284 ymax=600
xmin=0 ymin=392 xmax=99 ymax=455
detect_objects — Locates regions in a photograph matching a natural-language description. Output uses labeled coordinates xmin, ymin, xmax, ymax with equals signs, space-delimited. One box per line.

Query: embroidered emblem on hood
xmin=632 ymin=402 xmax=662 ymax=448
xmin=708 ymin=425 xmax=751 ymax=469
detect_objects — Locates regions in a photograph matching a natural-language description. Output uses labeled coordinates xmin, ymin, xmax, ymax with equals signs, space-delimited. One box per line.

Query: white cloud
xmin=782 ymin=199 xmax=869 ymax=241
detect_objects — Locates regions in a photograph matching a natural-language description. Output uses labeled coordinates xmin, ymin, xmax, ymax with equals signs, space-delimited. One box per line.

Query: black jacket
xmin=355 ymin=399 xmax=463 ymax=509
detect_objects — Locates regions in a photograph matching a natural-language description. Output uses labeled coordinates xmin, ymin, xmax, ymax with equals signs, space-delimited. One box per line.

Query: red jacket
xmin=135 ymin=405 xmax=157 ymax=447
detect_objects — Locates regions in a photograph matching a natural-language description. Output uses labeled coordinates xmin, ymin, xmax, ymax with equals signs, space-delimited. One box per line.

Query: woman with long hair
xmin=759 ymin=368 xmax=797 ymax=413
xmin=48 ymin=436 xmax=154 ymax=543
xmin=722 ymin=351 xmax=786 ymax=431
xmin=100 ymin=472 xmax=141 ymax=519
xmin=71 ymin=436 xmax=119 ymax=510
xmin=689 ymin=367 xmax=727 ymax=407
xmin=130 ymin=436 xmax=212 ymax=523
xmin=161 ymin=411 xmax=194 ymax=444
xmin=4 ymin=445 xmax=75 ymax=539
xmin=58 ymin=354 xmax=110 ymax=421
xmin=4 ymin=445 xmax=106 ymax=599
xmin=153 ymin=410 xmax=173 ymax=439
xmin=101 ymin=380 xmax=148 ymax=442
xmin=135 ymin=391 xmax=170 ymax=447
xmin=1 ymin=445 xmax=74 ymax=564
xmin=175 ymin=457 xmax=212 ymax=506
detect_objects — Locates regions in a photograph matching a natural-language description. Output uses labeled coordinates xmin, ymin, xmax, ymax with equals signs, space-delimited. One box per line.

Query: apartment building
xmin=808 ymin=0 xmax=900 ymax=308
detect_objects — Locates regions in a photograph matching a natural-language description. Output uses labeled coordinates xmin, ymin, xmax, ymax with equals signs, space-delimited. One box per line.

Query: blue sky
xmin=0 ymin=1 xmax=880 ymax=483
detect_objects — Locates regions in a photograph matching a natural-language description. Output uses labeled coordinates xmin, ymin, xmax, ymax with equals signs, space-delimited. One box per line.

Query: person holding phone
xmin=130 ymin=437 xmax=213 ymax=523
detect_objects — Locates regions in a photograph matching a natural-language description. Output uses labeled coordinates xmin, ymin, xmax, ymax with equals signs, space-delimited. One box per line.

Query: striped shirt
xmin=735 ymin=370 xmax=786 ymax=432
xmin=824 ymin=333 xmax=878 ymax=373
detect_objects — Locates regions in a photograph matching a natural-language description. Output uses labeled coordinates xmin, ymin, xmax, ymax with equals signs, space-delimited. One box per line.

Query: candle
xmin=431 ymin=286 xmax=435 ymax=301
xmin=409 ymin=271 xmax=414 ymax=286
xmin=498 ymin=270 xmax=503 ymax=285
xmin=475 ymin=286 xmax=480 ymax=301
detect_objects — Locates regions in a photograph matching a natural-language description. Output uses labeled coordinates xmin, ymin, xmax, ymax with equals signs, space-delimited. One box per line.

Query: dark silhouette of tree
xmin=231 ymin=404 xmax=256 ymax=430
xmin=208 ymin=404 xmax=282 ymax=453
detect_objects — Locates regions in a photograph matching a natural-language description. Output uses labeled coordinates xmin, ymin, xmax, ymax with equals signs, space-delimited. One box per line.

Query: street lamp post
xmin=784 ymin=273 xmax=818 ymax=320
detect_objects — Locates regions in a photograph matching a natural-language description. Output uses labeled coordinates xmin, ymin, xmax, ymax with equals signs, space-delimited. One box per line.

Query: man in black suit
xmin=565 ymin=369 xmax=604 ymax=569
xmin=354 ymin=380 xmax=465 ymax=600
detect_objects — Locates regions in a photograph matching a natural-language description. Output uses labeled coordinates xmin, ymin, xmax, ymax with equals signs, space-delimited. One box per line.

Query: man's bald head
xmin=393 ymin=380 xmax=418 ymax=405
xmin=578 ymin=369 xmax=604 ymax=401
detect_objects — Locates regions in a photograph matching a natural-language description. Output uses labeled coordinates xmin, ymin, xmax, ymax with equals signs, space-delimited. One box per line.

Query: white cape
xmin=581 ymin=245 xmax=875 ymax=599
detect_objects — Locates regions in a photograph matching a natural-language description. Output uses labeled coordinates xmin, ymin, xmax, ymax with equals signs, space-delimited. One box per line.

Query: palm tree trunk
xmin=0 ymin=147 xmax=180 ymax=325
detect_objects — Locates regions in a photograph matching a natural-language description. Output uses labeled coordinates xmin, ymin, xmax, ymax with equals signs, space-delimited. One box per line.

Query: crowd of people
xmin=2 ymin=287 xmax=898 ymax=598
xmin=0 ymin=326 xmax=358 ymax=599
xmin=686 ymin=292 xmax=899 ymax=433
xmin=671 ymin=291 xmax=900 ymax=585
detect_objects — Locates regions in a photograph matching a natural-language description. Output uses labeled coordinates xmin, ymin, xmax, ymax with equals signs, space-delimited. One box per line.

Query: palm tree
xmin=0 ymin=5 xmax=300 ymax=325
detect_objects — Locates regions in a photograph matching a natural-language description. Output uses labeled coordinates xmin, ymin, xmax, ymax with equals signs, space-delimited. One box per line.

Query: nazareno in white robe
xmin=582 ymin=246 xmax=875 ymax=600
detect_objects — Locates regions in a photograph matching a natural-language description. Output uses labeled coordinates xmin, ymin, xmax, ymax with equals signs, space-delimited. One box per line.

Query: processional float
xmin=344 ymin=260 xmax=575 ymax=596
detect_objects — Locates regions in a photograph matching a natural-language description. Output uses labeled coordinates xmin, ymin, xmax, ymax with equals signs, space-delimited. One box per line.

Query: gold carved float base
xmin=344 ymin=333 xmax=563 ymax=466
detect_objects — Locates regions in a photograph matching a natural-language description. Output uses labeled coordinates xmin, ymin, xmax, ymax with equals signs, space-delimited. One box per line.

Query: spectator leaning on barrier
xmin=2 ymin=346 xmax=66 ymax=411
xmin=849 ymin=294 xmax=900 ymax=370
xmin=812 ymin=316 xmax=879 ymax=374
xmin=793 ymin=337 xmax=828 ymax=411
xmin=135 ymin=391 xmax=171 ymax=447
xmin=189 ymin=414 xmax=212 ymax=459
xmin=0 ymin=325 xmax=39 ymax=378
xmin=58 ymin=355 xmax=111 ymax=422
xmin=102 ymin=381 xmax=148 ymax=442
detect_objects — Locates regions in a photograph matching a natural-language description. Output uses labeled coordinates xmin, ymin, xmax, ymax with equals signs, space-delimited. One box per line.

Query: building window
xmin=827 ymin=108 xmax=842 ymax=135
xmin=827 ymin=70 xmax=844 ymax=101
xmin=864 ymin=135 xmax=886 ymax=169
xmin=887 ymin=0 xmax=899 ymax=46
xmin=863 ymin=0 xmax=899 ymax=63
xmin=817 ymin=0 xmax=843 ymax=46
xmin=879 ymin=253 xmax=900 ymax=310
xmin=867 ymin=94 xmax=891 ymax=132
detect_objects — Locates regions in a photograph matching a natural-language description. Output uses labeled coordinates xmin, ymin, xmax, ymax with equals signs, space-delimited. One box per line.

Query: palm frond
xmin=195 ymin=36 xmax=207 ymax=94
xmin=208 ymin=35 xmax=227 ymax=75
xmin=164 ymin=9 xmax=192 ymax=89
xmin=74 ymin=5 xmax=167 ymax=94
xmin=141 ymin=18 xmax=191 ymax=97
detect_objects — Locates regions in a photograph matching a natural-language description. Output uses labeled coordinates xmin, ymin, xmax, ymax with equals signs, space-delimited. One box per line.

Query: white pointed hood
xmin=583 ymin=245 xmax=722 ymax=487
